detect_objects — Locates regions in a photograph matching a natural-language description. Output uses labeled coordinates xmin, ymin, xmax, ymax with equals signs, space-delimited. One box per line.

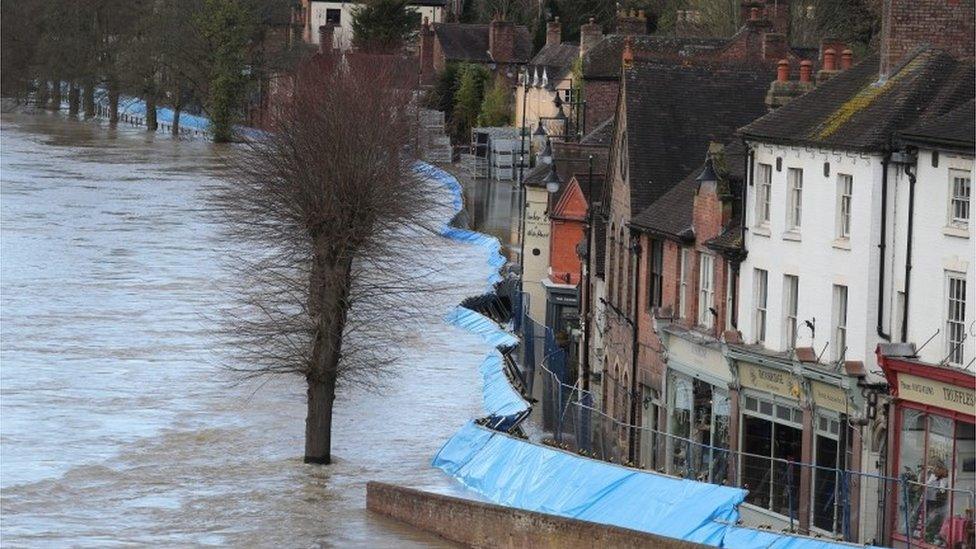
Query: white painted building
xmin=307 ymin=0 xmax=446 ymax=51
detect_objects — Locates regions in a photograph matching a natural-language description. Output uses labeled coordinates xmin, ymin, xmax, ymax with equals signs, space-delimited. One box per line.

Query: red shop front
xmin=879 ymin=349 xmax=975 ymax=549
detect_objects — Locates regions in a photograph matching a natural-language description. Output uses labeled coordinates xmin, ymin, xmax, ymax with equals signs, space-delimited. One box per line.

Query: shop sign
xmin=898 ymin=373 xmax=976 ymax=416
xmin=739 ymin=362 xmax=801 ymax=400
xmin=668 ymin=336 xmax=731 ymax=383
xmin=811 ymin=381 xmax=849 ymax=413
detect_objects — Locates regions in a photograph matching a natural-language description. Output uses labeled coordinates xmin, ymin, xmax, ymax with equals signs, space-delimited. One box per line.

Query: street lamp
xmin=544 ymin=163 xmax=562 ymax=194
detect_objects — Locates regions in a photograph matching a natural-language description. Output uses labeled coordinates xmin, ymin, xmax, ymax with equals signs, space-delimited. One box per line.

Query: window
xmin=678 ymin=248 xmax=690 ymax=318
xmin=948 ymin=170 xmax=971 ymax=228
xmin=667 ymin=373 xmax=730 ymax=484
xmin=607 ymin=229 xmax=616 ymax=299
xmin=698 ymin=253 xmax=715 ymax=328
xmin=754 ymin=269 xmax=768 ymax=344
xmin=726 ymin=268 xmax=737 ymax=331
xmin=325 ymin=8 xmax=341 ymax=24
xmin=832 ymin=285 xmax=848 ymax=362
xmin=647 ymin=239 xmax=663 ymax=308
xmin=783 ymin=275 xmax=799 ymax=350
xmin=756 ymin=163 xmax=772 ymax=226
xmin=787 ymin=168 xmax=803 ymax=231
xmin=896 ymin=410 xmax=973 ymax=546
xmin=812 ymin=414 xmax=846 ymax=533
xmin=836 ymin=174 xmax=852 ymax=239
xmin=741 ymin=395 xmax=802 ymax=516
xmin=946 ymin=273 xmax=967 ymax=366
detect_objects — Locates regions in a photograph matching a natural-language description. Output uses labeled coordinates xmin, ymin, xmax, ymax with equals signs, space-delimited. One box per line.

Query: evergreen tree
xmin=197 ymin=0 xmax=256 ymax=142
xmin=477 ymin=76 xmax=511 ymax=127
xmin=450 ymin=63 xmax=489 ymax=142
xmin=350 ymin=0 xmax=419 ymax=53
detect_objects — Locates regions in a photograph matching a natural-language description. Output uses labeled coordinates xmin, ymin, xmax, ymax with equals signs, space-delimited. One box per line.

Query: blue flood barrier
xmin=444 ymin=306 xmax=519 ymax=349
xmin=433 ymin=421 xmax=746 ymax=545
xmin=722 ymin=526 xmax=886 ymax=549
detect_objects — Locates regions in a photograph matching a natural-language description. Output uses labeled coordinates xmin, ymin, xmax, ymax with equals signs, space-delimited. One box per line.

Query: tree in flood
xmin=216 ymin=52 xmax=437 ymax=464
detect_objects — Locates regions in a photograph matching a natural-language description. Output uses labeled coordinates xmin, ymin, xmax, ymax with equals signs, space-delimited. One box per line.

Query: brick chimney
xmin=880 ymin=0 xmax=974 ymax=79
xmin=489 ymin=17 xmax=516 ymax=64
xmin=546 ymin=17 xmax=561 ymax=47
xmin=419 ymin=17 xmax=435 ymax=86
xmin=765 ymin=58 xmax=814 ymax=109
xmin=616 ymin=9 xmax=648 ymax=35
xmin=318 ymin=24 xmax=335 ymax=53
xmin=740 ymin=0 xmax=789 ymax=35
xmin=622 ymin=36 xmax=634 ymax=70
xmin=579 ymin=17 xmax=603 ymax=58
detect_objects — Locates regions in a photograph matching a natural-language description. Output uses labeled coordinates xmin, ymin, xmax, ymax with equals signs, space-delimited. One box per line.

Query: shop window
xmin=897 ymin=409 xmax=975 ymax=547
xmin=740 ymin=395 xmax=802 ymax=517
xmin=667 ymin=373 xmax=730 ymax=484
xmin=669 ymin=373 xmax=693 ymax=475
xmin=813 ymin=415 xmax=846 ymax=533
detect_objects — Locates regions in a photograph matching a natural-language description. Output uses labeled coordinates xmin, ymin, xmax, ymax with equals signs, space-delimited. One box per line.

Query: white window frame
xmin=698 ymin=253 xmax=715 ymax=328
xmin=783 ymin=275 xmax=799 ymax=350
xmin=787 ymin=168 xmax=803 ymax=231
xmin=948 ymin=169 xmax=971 ymax=228
xmin=832 ymin=285 xmax=848 ymax=362
xmin=754 ymin=269 xmax=768 ymax=344
xmin=678 ymin=248 xmax=690 ymax=319
xmin=726 ymin=267 xmax=735 ymax=331
xmin=945 ymin=272 xmax=967 ymax=366
xmin=756 ymin=163 xmax=772 ymax=226
xmin=836 ymin=174 xmax=853 ymax=239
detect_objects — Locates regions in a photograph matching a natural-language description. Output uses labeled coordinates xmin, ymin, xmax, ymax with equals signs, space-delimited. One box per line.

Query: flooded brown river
xmin=0 ymin=112 xmax=515 ymax=547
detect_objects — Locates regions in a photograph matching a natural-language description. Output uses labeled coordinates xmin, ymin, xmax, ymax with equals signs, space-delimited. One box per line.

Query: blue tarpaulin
xmin=722 ymin=526 xmax=886 ymax=549
xmin=433 ymin=421 xmax=746 ymax=545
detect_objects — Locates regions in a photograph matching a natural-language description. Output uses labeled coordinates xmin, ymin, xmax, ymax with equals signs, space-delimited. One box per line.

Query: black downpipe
xmin=876 ymin=153 xmax=892 ymax=341
xmin=627 ymin=231 xmax=642 ymax=464
xmin=900 ymin=160 xmax=917 ymax=343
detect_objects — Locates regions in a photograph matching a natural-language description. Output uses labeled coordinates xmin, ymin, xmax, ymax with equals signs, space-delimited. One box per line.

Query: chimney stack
xmin=616 ymin=9 xmax=647 ymax=35
xmin=318 ymin=24 xmax=334 ymax=54
xmin=579 ymin=17 xmax=603 ymax=58
xmin=766 ymin=58 xmax=814 ymax=110
xmin=879 ymin=0 xmax=973 ymax=79
xmin=822 ymin=48 xmax=836 ymax=71
xmin=546 ymin=17 xmax=561 ymax=47
xmin=489 ymin=17 xmax=516 ymax=64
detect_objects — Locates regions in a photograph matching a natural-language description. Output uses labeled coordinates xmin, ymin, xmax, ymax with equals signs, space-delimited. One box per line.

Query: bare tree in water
xmin=215 ymin=52 xmax=442 ymax=464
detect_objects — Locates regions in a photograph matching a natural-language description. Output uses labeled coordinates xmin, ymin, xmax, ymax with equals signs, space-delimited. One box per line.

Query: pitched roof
xmin=433 ymin=23 xmax=532 ymax=64
xmin=740 ymin=49 xmax=976 ymax=151
xmin=899 ymin=99 xmax=975 ymax=152
xmin=629 ymin=169 xmax=697 ymax=238
xmin=580 ymin=117 xmax=615 ymax=146
xmin=552 ymin=173 xmax=605 ymax=220
xmin=529 ymin=42 xmax=579 ymax=81
xmin=619 ymin=59 xmax=772 ymax=215
xmin=583 ymin=34 xmax=726 ymax=79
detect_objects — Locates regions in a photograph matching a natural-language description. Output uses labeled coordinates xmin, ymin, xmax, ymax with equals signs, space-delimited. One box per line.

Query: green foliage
xmin=197 ymin=0 xmax=256 ymax=142
xmin=425 ymin=62 xmax=462 ymax=121
xmin=350 ymin=0 xmax=419 ymax=53
xmin=477 ymin=76 xmax=511 ymax=127
xmin=450 ymin=63 xmax=490 ymax=142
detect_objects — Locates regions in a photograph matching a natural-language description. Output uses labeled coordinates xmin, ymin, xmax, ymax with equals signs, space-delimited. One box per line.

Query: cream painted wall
xmin=523 ymin=186 xmax=551 ymax=325
xmin=308 ymin=1 xmax=443 ymax=50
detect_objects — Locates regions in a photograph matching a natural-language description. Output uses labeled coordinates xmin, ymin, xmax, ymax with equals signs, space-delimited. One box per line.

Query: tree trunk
xmin=145 ymin=94 xmax=158 ymax=131
xmin=304 ymin=374 xmax=337 ymax=464
xmin=48 ymin=79 xmax=62 ymax=111
xmin=108 ymin=82 xmax=119 ymax=126
xmin=171 ymin=104 xmax=182 ymax=136
xmin=83 ymin=80 xmax=96 ymax=118
xmin=303 ymin=253 xmax=353 ymax=464
xmin=35 ymin=81 xmax=50 ymax=109
xmin=68 ymin=83 xmax=80 ymax=116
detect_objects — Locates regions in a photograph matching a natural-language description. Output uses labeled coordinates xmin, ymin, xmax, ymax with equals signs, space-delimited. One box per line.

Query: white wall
xmin=738 ymin=143 xmax=885 ymax=371
xmin=309 ymin=1 xmax=443 ymax=50
xmin=524 ymin=186 xmax=551 ymax=325
xmin=898 ymin=149 xmax=974 ymax=367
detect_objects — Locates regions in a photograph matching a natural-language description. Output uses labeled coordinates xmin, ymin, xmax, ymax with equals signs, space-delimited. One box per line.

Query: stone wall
xmin=366 ymin=481 xmax=708 ymax=549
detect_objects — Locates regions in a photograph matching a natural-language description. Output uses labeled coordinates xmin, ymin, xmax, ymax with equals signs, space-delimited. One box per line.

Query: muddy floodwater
xmin=0 ymin=112 xmax=515 ymax=547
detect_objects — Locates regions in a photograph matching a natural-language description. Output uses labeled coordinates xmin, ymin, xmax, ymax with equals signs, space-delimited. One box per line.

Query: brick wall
xmin=583 ymin=80 xmax=619 ymax=135
xmin=366 ymin=482 xmax=708 ymax=549
xmin=880 ymin=0 xmax=975 ymax=76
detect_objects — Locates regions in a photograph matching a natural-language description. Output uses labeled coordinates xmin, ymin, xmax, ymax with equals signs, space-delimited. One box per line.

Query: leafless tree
xmin=214 ymin=52 xmax=446 ymax=464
